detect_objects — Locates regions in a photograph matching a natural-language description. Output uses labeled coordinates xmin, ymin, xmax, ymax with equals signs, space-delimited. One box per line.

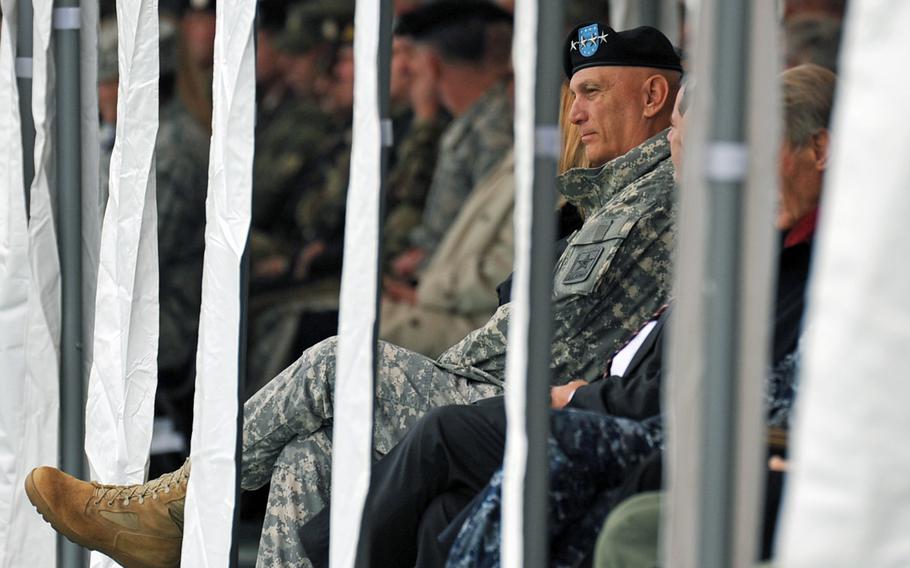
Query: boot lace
xmin=93 ymin=461 xmax=190 ymax=507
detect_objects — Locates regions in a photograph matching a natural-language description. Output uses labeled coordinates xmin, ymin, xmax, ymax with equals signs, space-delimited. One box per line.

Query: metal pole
xmin=53 ymin=0 xmax=85 ymax=564
xmin=698 ymin=0 xmax=749 ymax=566
xmin=17 ymin=0 xmax=35 ymax=209
xmin=353 ymin=0 xmax=392 ymax=558
xmin=521 ymin=0 xmax=562 ymax=565
xmin=639 ymin=0 xmax=661 ymax=28
xmin=228 ymin=8 xmax=257 ymax=562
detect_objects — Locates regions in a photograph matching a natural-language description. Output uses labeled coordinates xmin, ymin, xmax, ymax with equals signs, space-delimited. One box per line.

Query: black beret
xmin=563 ymin=23 xmax=682 ymax=78
xmin=395 ymin=0 xmax=511 ymax=38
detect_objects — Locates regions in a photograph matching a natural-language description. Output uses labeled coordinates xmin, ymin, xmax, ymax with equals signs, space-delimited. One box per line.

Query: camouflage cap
xmin=96 ymin=17 xmax=179 ymax=82
xmin=274 ymin=0 xmax=354 ymax=55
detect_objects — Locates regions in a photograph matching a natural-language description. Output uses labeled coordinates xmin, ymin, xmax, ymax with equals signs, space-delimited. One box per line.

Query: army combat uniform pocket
xmin=554 ymin=214 xmax=638 ymax=297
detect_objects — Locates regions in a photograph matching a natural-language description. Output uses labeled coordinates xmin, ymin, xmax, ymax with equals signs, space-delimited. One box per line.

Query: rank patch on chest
xmin=563 ymin=246 xmax=604 ymax=284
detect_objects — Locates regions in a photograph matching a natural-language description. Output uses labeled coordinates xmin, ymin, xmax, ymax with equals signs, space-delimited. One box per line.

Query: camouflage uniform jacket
xmin=382 ymin=112 xmax=450 ymax=268
xmin=156 ymin=98 xmax=211 ymax=374
xmin=435 ymin=130 xmax=677 ymax=385
xmin=295 ymin=123 xmax=353 ymax=247
xmin=408 ymin=81 xmax=513 ymax=255
xmin=252 ymin=94 xmax=338 ymax=239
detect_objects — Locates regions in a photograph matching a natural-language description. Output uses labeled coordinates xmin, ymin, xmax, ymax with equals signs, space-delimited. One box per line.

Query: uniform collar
xmin=557 ymin=129 xmax=671 ymax=211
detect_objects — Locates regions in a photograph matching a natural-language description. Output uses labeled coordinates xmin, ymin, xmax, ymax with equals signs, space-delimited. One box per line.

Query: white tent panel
xmin=0 ymin=0 xmax=31 ymax=559
xmin=500 ymin=0 xmax=535 ymax=564
xmin=328 ymin=0 xmax=383 ymax=566
xmin=777 ymin=3 xmax=910 ymax=566
xmin=84 ymin=2 xmax=160 ymax=566
xmin=180 ymin=0 xmax=255 ymax=560
xmin=0 ymin=0 xmax=58 ymax=564
xmin=25 ymin=0 xmax=65 ymax=553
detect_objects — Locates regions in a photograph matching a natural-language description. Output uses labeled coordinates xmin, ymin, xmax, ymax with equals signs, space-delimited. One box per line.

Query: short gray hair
xmin=782 ymin=63 xmax=836 ymax=146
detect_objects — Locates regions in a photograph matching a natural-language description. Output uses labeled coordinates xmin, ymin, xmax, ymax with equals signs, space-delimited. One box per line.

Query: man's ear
xmin=642 ymin=74 xmax=670 ymax=119
xmin=812 ymin=129 xmax=830 ymax=171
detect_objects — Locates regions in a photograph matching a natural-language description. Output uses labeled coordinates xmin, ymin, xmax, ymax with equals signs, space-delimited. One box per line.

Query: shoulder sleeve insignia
xmin=563 ymin=246 xmax=605 ymax=284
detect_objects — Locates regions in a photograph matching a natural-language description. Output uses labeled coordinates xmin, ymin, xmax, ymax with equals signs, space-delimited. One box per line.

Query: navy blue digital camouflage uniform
xmin=445 ymin=348 xmax=802 ymax=568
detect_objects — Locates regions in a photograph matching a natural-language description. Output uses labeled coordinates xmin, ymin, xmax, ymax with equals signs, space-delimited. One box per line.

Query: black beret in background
xmin=563 ymin=22 xmax=682 ymax=78
xmin=394 ymin=0 xmax=512 ymax=38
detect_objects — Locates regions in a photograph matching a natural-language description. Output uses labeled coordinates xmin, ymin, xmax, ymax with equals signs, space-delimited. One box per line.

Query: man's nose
xmin=569 ymin=98 xmax=585 ymax=125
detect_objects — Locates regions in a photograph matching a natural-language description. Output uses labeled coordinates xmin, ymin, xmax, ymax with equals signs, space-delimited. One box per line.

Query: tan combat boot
xmin=24 ymin=461 xmax=189 ymax=568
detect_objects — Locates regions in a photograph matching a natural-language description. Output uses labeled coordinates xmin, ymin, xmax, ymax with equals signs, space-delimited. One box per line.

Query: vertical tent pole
xmin=690 ymin=0 xmax=748 ymax=565
xmin=639 ymin=0 xmax=661 ymax=30
xmin=664 ymin=0 xmax=778 ymax=565
xmin=501 ymin=0 xmax=561 ymax=565
xmin=729 ymin=2 xmax=781 ymax=564
xmin=77 ymin=0 xmax=100 ymax=399
xmin=610 ymin=1 xmax=680 ymax=51
xmin=17 ymin=0 xmax=35 ymax=201
xmin=328 ymin=0 xmax=392 ymax=564
xmin=52 ymin=0 xmax=85 ymax=564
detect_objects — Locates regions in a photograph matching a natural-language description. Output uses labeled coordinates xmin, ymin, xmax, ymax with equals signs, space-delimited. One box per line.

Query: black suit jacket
xmin=566 ymin=307 xmax=670 ymax=420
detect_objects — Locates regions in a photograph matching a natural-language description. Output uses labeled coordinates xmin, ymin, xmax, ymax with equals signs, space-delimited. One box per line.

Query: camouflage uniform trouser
xmin=240 ymin=336 xmax=502 ymax=567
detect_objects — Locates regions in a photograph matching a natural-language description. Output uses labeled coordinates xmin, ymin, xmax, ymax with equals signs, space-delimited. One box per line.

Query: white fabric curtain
xmin=499 ymin=0 xmax=536 ymax=564
xmin=777 ymin=3 xmax=910 ymax=566
xmin=84 ymin=1 xmax=160 ymax=565
xmin=328 ymin=0 xmax=384 ymax=566
xmin=0 ymin=0 xmax=34 ymax=562
xmin=180 ymin=0 xmax=255 ymax=560
xmin=0 ymin=0 xmax=59 ymax=563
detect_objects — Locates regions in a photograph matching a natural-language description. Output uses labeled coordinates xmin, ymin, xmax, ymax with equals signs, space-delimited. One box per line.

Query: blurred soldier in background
xmin=388 ymin=1 xmax=515 ymax=284
xmin=381 ymin=35 xmax=451 ymax=269
xmin=246 ymin=6 xmax=358 ymax=395
xmin=250 ymin=1 xmax=351 ymax=259
xmin=178 ymin=0 xmax=216 ymax=101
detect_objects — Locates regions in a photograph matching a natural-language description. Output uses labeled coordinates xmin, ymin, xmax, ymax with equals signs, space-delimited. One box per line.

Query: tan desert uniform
xmin=380 ymin=151 xmax=516 ymax=357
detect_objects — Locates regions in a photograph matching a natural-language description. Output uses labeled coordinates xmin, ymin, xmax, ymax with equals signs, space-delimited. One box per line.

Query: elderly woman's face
xmin=667 ymin=86 xmax=686 ymax=180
